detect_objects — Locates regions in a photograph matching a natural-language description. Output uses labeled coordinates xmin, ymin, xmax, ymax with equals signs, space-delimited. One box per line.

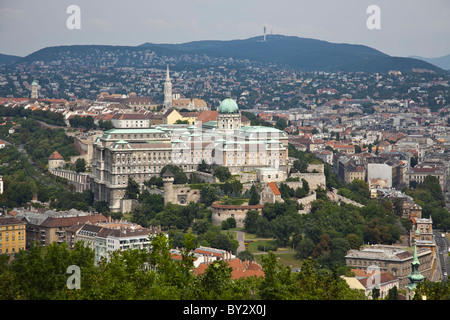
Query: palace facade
xmin=91 ymin=97 xmax=289 ymax=211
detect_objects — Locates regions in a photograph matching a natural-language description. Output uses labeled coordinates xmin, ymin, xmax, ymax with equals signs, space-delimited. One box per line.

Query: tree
xmin=197 ymin=160 xmax=210 ymax=173
xmin=295 ymin=237 xmax=315 ymax=260
xmin=200 ymin=185 xmax=219 ymax=206
xmin=275 ymin=117 xmax=288 ymax=130
xmin=75 ymin=158 xmax=86 ymax=173
xmin=124 ymin=178 xmax=140 ymax=200
xmin=221 ymin=217 xmax=236 ymax=230
xmin=220 ymin=179 xmax=243 ymax=196
xmin=98 ymin=120 xmax=113 ymax=131
xmin=244 ymin=210 xmax=260 ymax=234
xmin=387 ymin=286 xmax=399 ymax=300
xmin=213 ymin=166 xmax=232 ymax=182
xmin=248 ymin=184 xmax=260 ymax=205
xmin=197 ymin=260 xmax=233 ymax=299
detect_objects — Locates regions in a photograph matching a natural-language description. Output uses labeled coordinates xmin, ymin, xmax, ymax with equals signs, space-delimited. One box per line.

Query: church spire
xmin=163 ymin=64 xmax=172 ymax=110
xmin=406 ymin=242 xmax=425 ymax=299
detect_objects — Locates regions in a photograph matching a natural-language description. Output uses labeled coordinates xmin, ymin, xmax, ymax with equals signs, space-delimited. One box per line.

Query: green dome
xmin=218 ymin=98 xmax=239 ymax=114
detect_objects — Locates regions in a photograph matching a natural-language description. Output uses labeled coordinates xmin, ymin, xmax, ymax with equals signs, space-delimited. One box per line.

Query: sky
xmin=1 ymin=0 xmax=449 ymax=58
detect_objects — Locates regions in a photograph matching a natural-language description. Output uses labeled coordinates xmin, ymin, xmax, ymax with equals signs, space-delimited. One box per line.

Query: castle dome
xmin=218 ymin=98 xmax=239 ymax=114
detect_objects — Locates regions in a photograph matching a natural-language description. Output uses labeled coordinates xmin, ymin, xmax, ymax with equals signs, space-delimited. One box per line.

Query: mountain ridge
xmin=408 ymin=54 xmax=450 ymax=71
xmin=4 ymin=35 xmax=447 ymax=74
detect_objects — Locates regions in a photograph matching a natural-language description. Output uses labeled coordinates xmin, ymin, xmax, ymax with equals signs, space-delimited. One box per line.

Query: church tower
xmin=31 ymin=80 xmax=38 ymax=99
xmin=406 ymin=243 xmax=425 ymax=300
xmin=163 ymin=65 xmax=172 ymax=110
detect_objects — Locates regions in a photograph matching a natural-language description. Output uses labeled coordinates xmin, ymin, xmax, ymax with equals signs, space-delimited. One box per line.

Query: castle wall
xmin=211 ymin=203 xmax=264 ymax=228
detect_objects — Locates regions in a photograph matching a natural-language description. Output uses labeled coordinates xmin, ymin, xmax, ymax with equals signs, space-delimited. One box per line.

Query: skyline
xmin=1 ymin=0 xmax=449 ymax=59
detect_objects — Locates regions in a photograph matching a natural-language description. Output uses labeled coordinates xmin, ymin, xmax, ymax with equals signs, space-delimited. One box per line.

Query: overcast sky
xmin=1 ymin=0 xmax=449 ymax=58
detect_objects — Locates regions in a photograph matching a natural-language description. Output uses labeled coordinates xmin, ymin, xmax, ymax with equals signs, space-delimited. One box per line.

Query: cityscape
xmin=0 ymin=0 xmax=450 ymax=308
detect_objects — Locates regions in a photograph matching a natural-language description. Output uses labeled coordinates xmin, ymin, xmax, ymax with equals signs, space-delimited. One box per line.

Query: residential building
xmin=16 ymin=209 xmax=107 ymax=247
xmin=0 ymin=216 xmax=26 ymax=254
xmin=345 ymin=244 xmax=433 ymax=289
xmin=66 ymin=222 xmax=162 ymax=264
xmin=405 ymin=161 xmax=447 ymax=191
xmin=346 ymin=269 xmax=399 ymax=299
xmin=111 ymin=113 xmax=151 ymax=128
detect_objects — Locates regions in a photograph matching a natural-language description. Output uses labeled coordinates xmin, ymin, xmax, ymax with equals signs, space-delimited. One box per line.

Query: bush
xmin=257 ymin=243 xmax=278 ymax=252
xmin=221 ymin=217 xmax=236 ymax=230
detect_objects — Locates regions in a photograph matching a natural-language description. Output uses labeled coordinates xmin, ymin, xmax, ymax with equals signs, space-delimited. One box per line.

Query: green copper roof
xmin=218 ymin=98 xmax=239 ymax=114
xmin=407 ymin=243 xmax=425 ymax=287
xmin=411 ymin=243 xmax=420 ymax=266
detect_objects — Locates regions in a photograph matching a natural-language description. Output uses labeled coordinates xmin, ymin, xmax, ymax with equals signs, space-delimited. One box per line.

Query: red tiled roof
xmin=211 ymin=202 xmax=264 ymax=210
xmin=41 ymin=214 xmax=108 ymax=228
xmin=48 ymin=151 xmax=64 ymax=160
xmin=268 ymin=182 xmax=281 ymax=195
xmin=194 ymin=258 xmax=265 ymax=280
xmin=197 ymin=110 xmax=218 ymax=123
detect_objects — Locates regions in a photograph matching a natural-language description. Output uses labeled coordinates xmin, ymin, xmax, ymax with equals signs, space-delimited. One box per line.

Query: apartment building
xmin=345 ymin=244 xmax=433 ymax=289
xmin=0 ymin=216 xmax=26 ymax=254
xmin=405 ymin=161 xmax=447 ymax=191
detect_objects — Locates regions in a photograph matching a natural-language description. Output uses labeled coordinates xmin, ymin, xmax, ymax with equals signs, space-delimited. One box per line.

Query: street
xmin=434 ymin=230 xmax=449 ymax=283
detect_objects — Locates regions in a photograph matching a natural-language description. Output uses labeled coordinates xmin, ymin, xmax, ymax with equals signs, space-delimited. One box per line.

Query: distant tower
xmin=48 ymin=150 xmax=65 ymax=171
xmin=162 ymin=168 xmax=175 ymax=205
xmin=263 ymin=26 xmax=266 ymax=42
xmin=31 ymin=80 xmax=38 ymax=99
xmin=163 ymin=65 xmax=173 ymax=110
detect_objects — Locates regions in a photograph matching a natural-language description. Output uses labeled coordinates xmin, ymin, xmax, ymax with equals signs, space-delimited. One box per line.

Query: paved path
xmin=236 ymin=231 xmax=246 ymax=253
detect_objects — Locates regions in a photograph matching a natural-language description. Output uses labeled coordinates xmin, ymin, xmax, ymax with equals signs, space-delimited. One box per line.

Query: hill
xmin=0 ymin=53 xmax=22 ymax=65
xmin=409 ymin=54 xmax=450 ymax=71
xmin=2 ymin=35 xmax=446 ymax=74
xmin=140 ymin=35 xmax=445 ymax=73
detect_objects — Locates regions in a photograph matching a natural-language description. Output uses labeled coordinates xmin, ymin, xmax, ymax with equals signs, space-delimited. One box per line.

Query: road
xmin=434 ymin=230 xmax=449 ymax=282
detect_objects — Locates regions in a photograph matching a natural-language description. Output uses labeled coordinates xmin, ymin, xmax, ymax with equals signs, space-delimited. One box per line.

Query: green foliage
xmin=124 ymin=178 xmax=140 ymax=200
xmin=98 ymin=120 xmax=114 ymax=131
xmin=75 ymin=158 xmax=86 ymax=173
xmin=219 ymin=179 xmax=243 ymax=196
xmin=221 ymin=217 xmax=236 ymax=230
xmin=0 ymin=104 xmax=65 ymax=126
xmin=69 ymin=115 xmax=95 ymax=130
xmin=0 ymin=235 xmax=372 ymax=300
xmin=404 ymin=176 xmax=450 ymax=230
xmin=213 ymin=166 xmax=232 ymax=182
xmin=248 ymin=184 xmax=260 ymax=205
xmin=199 ymin=185 xmax=219 ymax=206
xmin=197 ymin=159 xmax=211 ymax=173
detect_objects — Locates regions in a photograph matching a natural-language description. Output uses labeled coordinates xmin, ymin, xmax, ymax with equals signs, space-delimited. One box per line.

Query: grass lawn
xmin=253 ymin=251 xmax=303 ymax=269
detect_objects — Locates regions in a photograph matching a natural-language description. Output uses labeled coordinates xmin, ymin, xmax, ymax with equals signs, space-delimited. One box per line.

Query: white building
xmin=367 ymin=163 xmax=393 ymax=188
xmin=111 ymin=113 xmax=151 ymax=128
xmin=69 ymin=222 xmax=162 ymax=264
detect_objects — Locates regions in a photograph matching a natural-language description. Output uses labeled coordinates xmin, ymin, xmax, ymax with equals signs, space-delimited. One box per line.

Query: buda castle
xmin=91 ymin=70 xmax=288 ymax=212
